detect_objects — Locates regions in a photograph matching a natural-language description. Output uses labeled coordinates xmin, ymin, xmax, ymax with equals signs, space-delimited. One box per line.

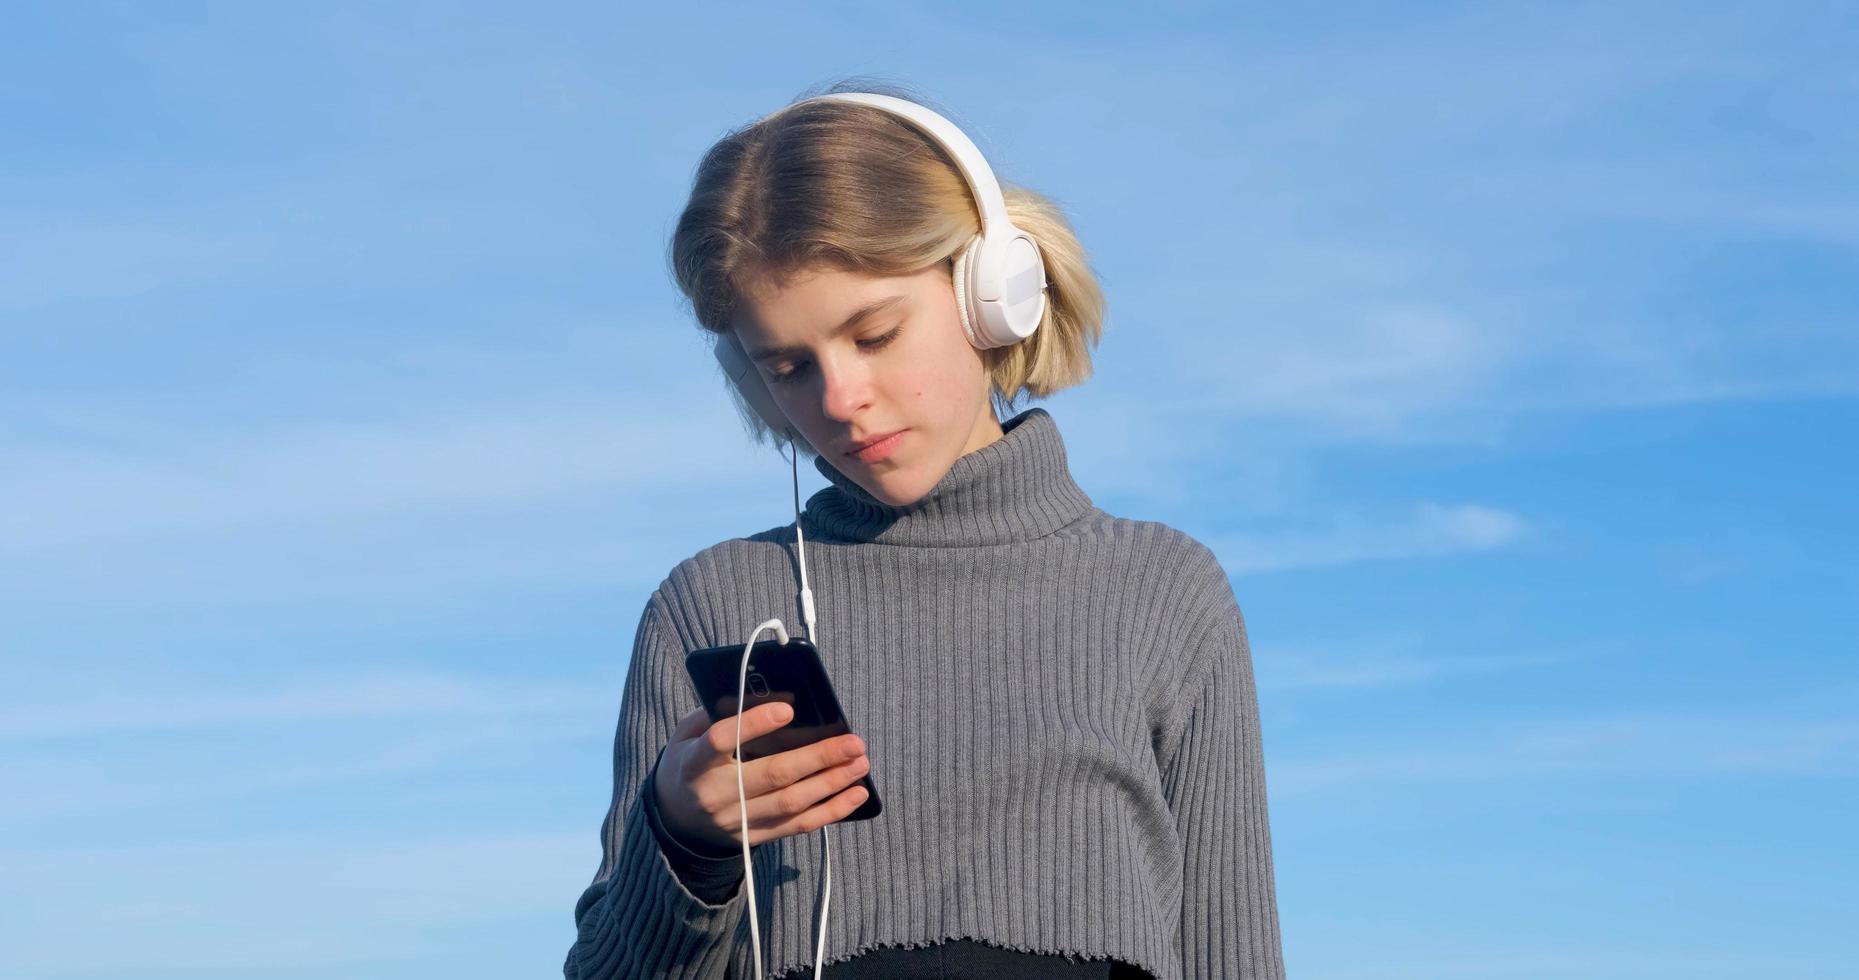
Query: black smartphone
xmin=683 ymin=635 xmax=883 ymax=822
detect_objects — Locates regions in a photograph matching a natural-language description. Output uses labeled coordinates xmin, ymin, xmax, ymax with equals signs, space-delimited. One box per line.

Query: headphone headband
xmin=772 ymin=92 xmax=1048 ymax=350
xmin=788 ymin=93 xmax=1012 ymax=235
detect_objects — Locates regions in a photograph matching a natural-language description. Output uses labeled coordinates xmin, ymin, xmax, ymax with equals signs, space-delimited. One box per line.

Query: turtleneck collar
xmin=802 ymin=407 xmax=1096 ymax=547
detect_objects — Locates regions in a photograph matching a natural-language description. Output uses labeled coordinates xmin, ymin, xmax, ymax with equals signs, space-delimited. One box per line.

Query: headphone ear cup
xmin=952 ymin=234 xmax=983 ymax=348
xmin=956 ymin=230 xmax=1046 ymax=349
xmin=976 ymin=231 xmax=1047 ymax=347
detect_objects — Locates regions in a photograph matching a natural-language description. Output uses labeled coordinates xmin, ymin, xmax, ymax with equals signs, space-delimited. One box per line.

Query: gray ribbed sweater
xmin=565 ymin=407 xmax=1285 ymax=980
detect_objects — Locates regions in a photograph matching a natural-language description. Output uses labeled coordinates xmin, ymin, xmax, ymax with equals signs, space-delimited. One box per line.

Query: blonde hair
xmin=667 ymin=76 xmax=1107 ymax=456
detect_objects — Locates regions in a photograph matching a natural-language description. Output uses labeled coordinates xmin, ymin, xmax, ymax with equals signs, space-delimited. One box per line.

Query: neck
xmin=959 ymin=405 xmax=1006 ymax=459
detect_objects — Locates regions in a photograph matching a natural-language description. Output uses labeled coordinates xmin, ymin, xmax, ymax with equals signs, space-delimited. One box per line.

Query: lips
xmin=845 ymin=430 xmax=903 ymax=455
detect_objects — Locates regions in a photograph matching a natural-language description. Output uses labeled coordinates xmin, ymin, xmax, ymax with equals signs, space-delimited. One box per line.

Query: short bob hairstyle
xmin=667 ymin=76 xmax=1108 ymax=457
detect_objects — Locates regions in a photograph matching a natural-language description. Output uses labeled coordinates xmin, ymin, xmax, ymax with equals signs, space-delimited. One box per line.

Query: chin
xmin=863 ymin=469 xmax=929 ymax=508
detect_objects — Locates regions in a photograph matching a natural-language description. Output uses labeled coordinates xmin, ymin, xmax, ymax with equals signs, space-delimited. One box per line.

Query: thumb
xmin=670 ymin=705 xmax=711 ymax=742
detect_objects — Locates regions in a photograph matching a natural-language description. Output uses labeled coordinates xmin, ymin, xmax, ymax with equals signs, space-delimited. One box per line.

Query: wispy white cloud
xmin=1193 ymin=303 xmax=1511 ymax=439
xmin=0 ymin=832 xmax=589 ymax=973
xmin=1315 ymin=947 xmax=1854 ymax=980
xmin=0 ymin=325 xmax=796 ymax=606
xmin=0 ymin=217 xmax=319 ymax=314
xmin=0 ymin=387 xmax=736 ymax=555
xmin=1206 ymin=502 xmax=1527 ymax=574
xmin=0 ymin=668 xmax=609 ymax=741
xmin=1 ymin=702 xmax=603 ymax=823
xmin=1272 ymin=711 xmax=1859 ymax=799
xmin=1017 ymin=5 xmax=1859 ymax=449
xmin=0 ymin=666 xmax=624 ymax=827
xmin=1265 ymin=648 xmax=1579 ymax=692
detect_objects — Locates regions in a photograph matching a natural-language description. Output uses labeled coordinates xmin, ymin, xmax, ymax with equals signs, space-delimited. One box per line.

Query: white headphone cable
xmin=735 ymin=435 xmax=830 ymax=980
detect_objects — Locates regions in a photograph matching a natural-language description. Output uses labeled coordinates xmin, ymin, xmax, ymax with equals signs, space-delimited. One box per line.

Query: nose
xmin=816 ymin=351 xmax=873 ymax=425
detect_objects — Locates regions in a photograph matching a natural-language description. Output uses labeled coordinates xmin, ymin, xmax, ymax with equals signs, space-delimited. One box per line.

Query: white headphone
xmin=707 ymin=92 xmax=1046 ymax=980
xmin=711 ymin=91 xmax=1051 ymax=457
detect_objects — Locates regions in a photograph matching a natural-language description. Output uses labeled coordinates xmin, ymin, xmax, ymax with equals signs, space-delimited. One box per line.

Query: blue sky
xmin=3 ymin=2 xmax=1855 ymax=978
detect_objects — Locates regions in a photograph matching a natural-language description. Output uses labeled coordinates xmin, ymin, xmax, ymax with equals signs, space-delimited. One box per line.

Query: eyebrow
xmin=745 ymin=294 xmax=908 ymax=362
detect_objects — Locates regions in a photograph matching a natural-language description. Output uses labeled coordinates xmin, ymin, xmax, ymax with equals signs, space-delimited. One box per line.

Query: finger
xmin=699 ymin=750 xmax=870 ymax=831
xmin=703 ymin=730 xmax=866 ymax=805
xmin=745 ymin=782 xmax=871 ymax=846
xmin=695 ymin=701 xmax=795 ymax=765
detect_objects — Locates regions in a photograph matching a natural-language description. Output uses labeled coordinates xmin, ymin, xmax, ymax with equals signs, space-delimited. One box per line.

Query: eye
xmin=765 ymin=326 xmax=902 ymax=386
xmin=861 ymin=325 xmax=902 ymax=351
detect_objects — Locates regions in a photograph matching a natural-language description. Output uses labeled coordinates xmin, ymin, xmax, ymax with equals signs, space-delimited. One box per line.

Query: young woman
xmin=565 ymin=81 xmax=1285 ymax=980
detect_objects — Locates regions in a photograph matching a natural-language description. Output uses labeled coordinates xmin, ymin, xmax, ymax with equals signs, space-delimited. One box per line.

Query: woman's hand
xmin=651 ymin=702 xmax=871 ymax=853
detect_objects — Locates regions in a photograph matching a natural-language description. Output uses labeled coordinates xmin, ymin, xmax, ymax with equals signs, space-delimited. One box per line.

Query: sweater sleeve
xmin=1157 ymin=575 xmax=1287 ymax=980
xmin=642 ymin=751 xmax=749 ymax=905
xmin=564 ymin=590 xmax=749 ymax=979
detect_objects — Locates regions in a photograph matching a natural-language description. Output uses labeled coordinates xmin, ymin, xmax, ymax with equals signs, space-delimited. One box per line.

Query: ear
xmin=714 ymin=330 xmax=812 ymax=453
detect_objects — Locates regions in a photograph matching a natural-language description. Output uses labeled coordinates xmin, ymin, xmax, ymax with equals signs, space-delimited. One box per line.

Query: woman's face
xmin=728 ymin=262 xmax=1003 ymax=507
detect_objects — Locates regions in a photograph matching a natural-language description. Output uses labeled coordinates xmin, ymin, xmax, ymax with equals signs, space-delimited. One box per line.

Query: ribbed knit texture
xmin=565 ymin=407 xmax=1285 ymax=980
